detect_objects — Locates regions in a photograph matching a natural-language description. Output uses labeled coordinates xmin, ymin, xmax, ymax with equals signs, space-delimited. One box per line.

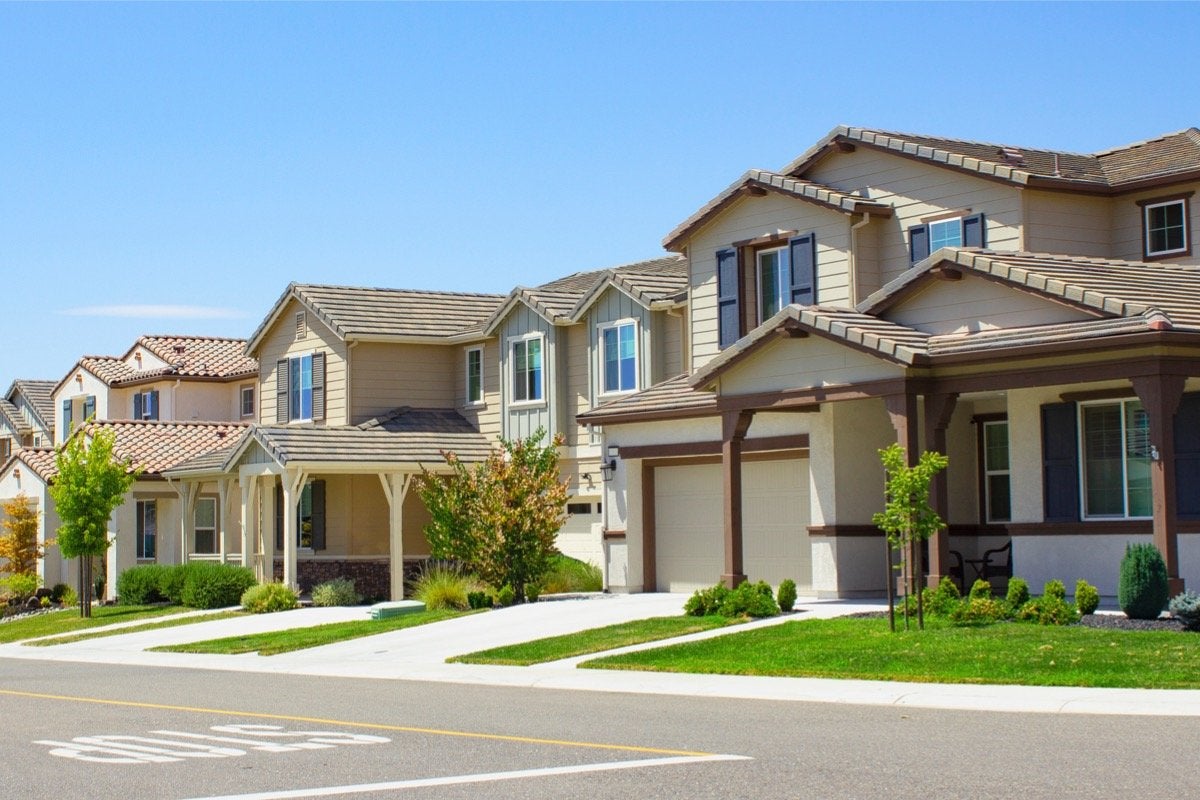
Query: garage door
xmin=654 ymin=459 xmax=810 ymax=593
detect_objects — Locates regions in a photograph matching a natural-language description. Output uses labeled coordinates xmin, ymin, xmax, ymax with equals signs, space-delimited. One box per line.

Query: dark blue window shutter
xmin=1042 ymin=402 xmax=1080 ymax=522
xmin=310 ymin=480 xmax=326 ymax=550
xmin=276 ymin=359 xmax=289 ymax=423
xmin=274 ymin=483 xmax=283 ymax=550
xmin=909 ymin=224 xmax=930 ymax=264
xmin=133 ymin=393 xmax=143 ymax=420
xmin=83 ymin=395 xmax=95 ymax=421
xmin=788 ymin=233 xmax=816 ymax=306
xmin=963 ymin=213 xmax=986 ymax=248
xmin=148 ymin=390 xmax=159 ymax=420
xmin=1175 ymin=393 xmax=1200 ymax=519
xmin=62 ymin=399 xmax=72 ymax=432
xmin=716 ymin=249 xmax=740 ymax=348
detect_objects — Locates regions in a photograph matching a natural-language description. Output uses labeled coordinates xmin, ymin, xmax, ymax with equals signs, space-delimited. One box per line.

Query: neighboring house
xmin=582 ymin=126 xmax=1200 ymax=599
xmin=0 ymin=448 xmax=65 ymax=587
xmin=52 ymin=335 xmax=259 ymax=442
xmin=0 ymin=379 xmax=56 ymax=459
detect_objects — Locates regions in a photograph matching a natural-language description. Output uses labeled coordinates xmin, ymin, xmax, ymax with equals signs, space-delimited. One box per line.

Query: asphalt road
xmin=1 ymin=659 xmax=1197 ymax=800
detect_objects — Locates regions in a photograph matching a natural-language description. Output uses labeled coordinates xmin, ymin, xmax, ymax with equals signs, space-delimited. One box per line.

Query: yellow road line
xmin=0 ymin=689 xmax=712 ymax=757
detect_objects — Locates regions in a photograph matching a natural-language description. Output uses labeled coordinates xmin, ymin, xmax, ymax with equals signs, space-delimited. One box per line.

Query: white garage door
xmin=654 ymin=459 xmax=810 ymax=593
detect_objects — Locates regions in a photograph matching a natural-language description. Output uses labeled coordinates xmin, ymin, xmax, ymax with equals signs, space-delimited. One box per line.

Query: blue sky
xmin=2 ymin=2 xmax=1198 ymax=382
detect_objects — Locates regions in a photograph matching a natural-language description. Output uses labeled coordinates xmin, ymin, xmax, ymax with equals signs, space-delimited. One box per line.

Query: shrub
xmin=950 ymin=596 xmax=1009 ymax=625
xmin=410 ymin=563 xmax=483 ymax=610
xmin=926 ymin=576 xmax=962 ymax=617
xmin=968 ymin=578 xmax=993 ymax=601
xmin=1118 ymin=543 xmax=1169 ymax=620
xmin=467 ymin=591 xmax=493 ymax=610
xmin=1 ymin=573 xmax=40 ymax=601
xmin=718 ymin=581 xmax=779 ymax=619
xmin=525 ymin=584 xmax=540 ymax=603
xmin=1017 ymin=596 xmax=1080 ymax=626
xmin=116 ymin=565 xmax=170 ymax=605
xmin=159 ymin=565 xmax=189 ymax=605
xmin=1075 ymin=579 xmax=1100 ymax=615
xmin=777 ymin=579 xmax=797 ymax=612
xmin=1044 ymin=579 xmax=1066 ymax=601
xmin=684 ymin=584 xmax=730 ymax=617
xmin=495 ymin=584 xmax=516 ymax=607
xmin=241 ymin=583 xmax=299 ymax=614
xmin=60 ymin=584 xmax=78 ymax=607
xmin=1005 ymin=577 xmax=1030 ymax=608
xmin=180 ymin=563 xmax=257 ymax=609
xmin=311 ymin=577 xmax=361 ymax=607
xmin=539 ymin=554 xmax=602 ymax=594
xmin=50 ymin=583 xmax=71 ymax=603
xmin=1168 ymin=591 xmax=1200 ymax=632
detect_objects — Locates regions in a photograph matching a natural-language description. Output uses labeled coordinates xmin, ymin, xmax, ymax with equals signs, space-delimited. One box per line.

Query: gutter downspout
xmin=848 ymin=212 xmax=871 ymax=306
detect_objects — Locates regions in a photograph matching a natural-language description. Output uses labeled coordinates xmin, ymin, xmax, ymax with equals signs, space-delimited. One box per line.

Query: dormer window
xmin=757 ymin=247 xmax=788 ymax=322
xmin=1140 ymin=194 xmax=1191 ymax=259
xmin=909 ymin=213 xmax=985 ymax=264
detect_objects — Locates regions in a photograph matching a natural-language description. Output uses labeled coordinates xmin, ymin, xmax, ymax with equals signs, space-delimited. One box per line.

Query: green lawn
xmin=450 ymin=615 xmax=736 ymax=665
xmin=26 ymin=610 xmax=245 ymax=646
xmin=0 ymin=605 xmax=193 ymax=644
xmin=151 ymin=609 xmax=467 ymax=656
xmin=581 ymin=617 xmax=1200 ymax=689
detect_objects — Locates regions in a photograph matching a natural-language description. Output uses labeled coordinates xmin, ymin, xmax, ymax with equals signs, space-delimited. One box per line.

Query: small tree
xmin=47 ymin=428 xmax=138 ymax=617
xmin=0 ymin=493 xmax=43 ymax=577
xmin=418 ymin=429 xmax=568 ymax=601
xmin=872 ymin=443 xmax=948 ymax=631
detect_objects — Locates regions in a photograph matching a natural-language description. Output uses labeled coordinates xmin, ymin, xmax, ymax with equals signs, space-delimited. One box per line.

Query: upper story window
xmin=599 ymin=320 xmax=638 ymax=395
xmin=61 ymin=395 xmax=96 ymax=435
xmin=909 ymin=213 xmax=985 ymax=264
xmin=240 ymin=385 xmax=255 ymax=418
xmin=1080 ymin=399 xmax=1151 ymax=520
xmin=757 ymin=247 xmax=788 ymax=322
xmin=1140 ymin=195 xmax=1191 ymax=259
xmin=133 ymin=389 xmax=159 ymax=420
xmin=510 ymin=336 xmax=544 ymax=404
xmin=716 ymin=232 xmax=816 ymax=349
xmin=275 ymin=352 xmax=325 ymax=424
xmin=465 ymin=347 xmax=483 ymax=405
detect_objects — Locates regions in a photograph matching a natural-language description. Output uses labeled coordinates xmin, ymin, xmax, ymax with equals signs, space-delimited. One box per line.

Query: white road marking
xmin=179 ymin=753 xmax=753 ymax=799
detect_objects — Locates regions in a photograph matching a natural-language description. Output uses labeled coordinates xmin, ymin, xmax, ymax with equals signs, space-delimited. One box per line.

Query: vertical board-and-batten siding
xmin=257 ymin=298 xmax=348 ymax=426
xmin=499 ymin=304 xmax=555 ymax=441
xmin=587 ymin=286 xmax=654 ymax=411
xmin=455 ymin=339 xmax=501 ymax=439
xmin=688 ymin=193 xmax=852 ymax=369
xmin=350 ymin=342 xmax=456 ymax=425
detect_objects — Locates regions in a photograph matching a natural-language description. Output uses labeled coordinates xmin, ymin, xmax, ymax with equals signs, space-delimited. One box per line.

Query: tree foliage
xmin=418 ymin=429 xmax=568 ymax=601
xmin=0 ymin=493 xmax=42 ymax=576
xmin=872 ymin=443 xmax=948 ymax=631
xmin=47 ymin=428 xmax=139 ymax=615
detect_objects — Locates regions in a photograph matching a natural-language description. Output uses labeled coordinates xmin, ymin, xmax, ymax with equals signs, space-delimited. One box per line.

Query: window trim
xmin=240 ymin=385 xmax=255 ymax=418
xmin=193 ymin=496 xmax=218 ymax=555
xmin=508 ymin=333 xmax=546 ymax=407
xmin=597 ymin=319 xmax=639 ymax=397
xmin=755 ymin=246 xmax=789 ymax=324
xmin=1077 ymin=398 xmax=1152 ymax=521
xmin=927 ymin=216 xmax=964 ymax=252
xmin=1139 ymin=193 xmax=1192 ymax=260
xmin=288 ymin=351 xmax=314 ymax=423
xmin=136 ymin=500 xmax=157 ymax=562
xmin=980 ymin=419 xmax=1011 ymax=523
xmin=465 ymin=346 xmax=484 ymax=406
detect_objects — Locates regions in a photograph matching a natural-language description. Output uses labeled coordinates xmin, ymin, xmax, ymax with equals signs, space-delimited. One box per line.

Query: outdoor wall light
xmin=600 ymin=444 xmax=620 ymax=482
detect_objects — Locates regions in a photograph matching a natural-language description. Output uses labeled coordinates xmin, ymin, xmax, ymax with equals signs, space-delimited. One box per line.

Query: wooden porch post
xmin=884 ymin=392 xmax=920 ymax=593
xmin=177 ymin=481 xmax=198 ymax=564
xmin=379 ymin=473 xmax=412 ymax=601
xmin=1132 ymin=373 xmax=1187 ymax=596
xmin=924 ymin=392 xmax=958 ymax=588
xmin=259 ymin=475 xmax=275 ymax=583
xmin=239 ymin=474 xmax=256 ymax=571
xmin=281 ymin=469 xmax=306 ymax=591
xmin=721 ymin=409 xmax=754 ymax=588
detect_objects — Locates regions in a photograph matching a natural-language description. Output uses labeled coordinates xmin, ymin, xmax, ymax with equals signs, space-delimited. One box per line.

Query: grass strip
xmin=26 ymin=610 xmax=245 ymax=646
xmin=581 ymin=616 xmax=1200 ymax=689
xmin=449 ymin=615 xmax=735 ymax=666
xmin=0 ymin=605 xmax=193 ymax=644
xmin=151 ymin=608 xmax=466 ymax=656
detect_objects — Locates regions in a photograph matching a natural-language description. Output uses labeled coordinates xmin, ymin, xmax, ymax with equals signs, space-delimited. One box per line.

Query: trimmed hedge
xmin=117 ymin=563 xmax=256 ymax=609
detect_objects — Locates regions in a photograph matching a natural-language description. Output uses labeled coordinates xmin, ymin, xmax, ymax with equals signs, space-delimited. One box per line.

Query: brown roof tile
xmin=82 ymin=420 xmax=250 ymax=476
xmin=577 ymin=373 xmax=717 ymax=424
xmin=243 ymin=425 xmax=493 ymax=468
xmin=9 ymin=447 xmax=57 ymax=482
xmin=0 ymin=399 xmax=29 ymax=436
xmin=132 ymin=336 xmax=258 ymax=380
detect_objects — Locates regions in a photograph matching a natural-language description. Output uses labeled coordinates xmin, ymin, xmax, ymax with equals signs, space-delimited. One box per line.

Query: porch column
xmin=721 ymin=409 xmax=754 ymax=588
xmin=281 ymin=469 xmax=306 ymax=591
xmin=218 ymin=478 xmax=232 ymax=563
xmin=239 ymin=474 xmax=257 ymax=571
xmin=1132 ymin=373 xmax=1187 ymax=596
xmin=923 ymin=392 xmax=958 ymax=588
xmin=259 ymin=475 xmax=275 ymax=583
xmin=176 ymin=481 xmax=199 ymax=564
xmin=379 ymin=473 xmax=413 ymax=601
xmin=884 ymin=392 xmax=920 ymax=593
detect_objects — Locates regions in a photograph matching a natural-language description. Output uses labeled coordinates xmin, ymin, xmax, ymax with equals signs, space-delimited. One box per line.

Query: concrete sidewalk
xmin=2 ymin=593 xmax=1198 ymax=718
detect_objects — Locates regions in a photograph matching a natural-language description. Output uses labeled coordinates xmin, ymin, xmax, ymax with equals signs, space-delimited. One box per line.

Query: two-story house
xmin=582 ymin=126 xmax=1200 ymax=599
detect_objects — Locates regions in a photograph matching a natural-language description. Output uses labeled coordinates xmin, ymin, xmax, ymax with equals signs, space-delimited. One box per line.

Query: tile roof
xmin=783 ymin=126 xmax=1200 ymax=191
xmin=0 ymin=399 xmax=29 ymax=436
xmin=663 ymin=169 xmax=893 ymax=250
xmin=131 ymin=336 xmax=258 ymax=380
xmin=7 ymin=379 xmax=56 ymax=430
xmin=356 ymin=406 xmax=482 ymax=434
xmin=576 ymin=373 xmax=717 ymax=424
xmin=7 ymin=447 xmax=57 ymax=482
xmin=82 ymin=420 xmax=250 ymax=476
xmin=238 ymin=424 xmax=493 ymax=469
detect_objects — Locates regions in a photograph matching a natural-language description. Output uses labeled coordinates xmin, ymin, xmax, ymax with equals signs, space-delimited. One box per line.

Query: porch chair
xmin=977 ymin=540 xmax=1012 ymax=588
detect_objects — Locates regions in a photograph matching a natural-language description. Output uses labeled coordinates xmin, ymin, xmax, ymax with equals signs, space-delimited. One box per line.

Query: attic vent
xmin=173 ymin=344 xmax=186 ymax=355
xmin=295 ymin=311 xmax=307 ymax=341
xmin=998 ymin=147 xmax=1025 ymax=166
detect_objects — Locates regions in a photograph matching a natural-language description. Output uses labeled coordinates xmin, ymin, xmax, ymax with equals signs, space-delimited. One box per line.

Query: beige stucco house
xmin=582 ymin=125 xmax=1200 ymax=599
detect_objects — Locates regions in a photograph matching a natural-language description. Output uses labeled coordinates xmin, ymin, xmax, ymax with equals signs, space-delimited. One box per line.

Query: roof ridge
xmin=139 ymin=334 xmax=249 ymax=343
xmin=844 ymin=125 xmax=1095 ymax=158
xmin=293 ymin=282 xmax=506 ymax=299
xmin=1092 ymin=128 xmax=1197 ymax=157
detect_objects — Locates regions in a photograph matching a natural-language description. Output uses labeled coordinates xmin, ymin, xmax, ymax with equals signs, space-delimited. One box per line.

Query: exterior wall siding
xmin=350 ymin=342 xmax=456 ymax=425
xmin=717 ymin=335 xmax=903 ymax=395
xmin=1111 ymin=181 xmax=1200 ymax=265
xmin=1023 ymin=190 xmax=1112 ymax=256
xmin=887 ymin=272 xmax=1098 ymax=334
xmin=498 ymin=304 xmax=555 ymax=441
xmin=256 ymin=298 xmax=349 ymax=426
xmin=456 ymin=339 xmax=501 ymax=439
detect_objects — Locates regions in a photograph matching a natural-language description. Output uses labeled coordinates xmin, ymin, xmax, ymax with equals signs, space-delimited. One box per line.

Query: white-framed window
xmin=510 ymin=335 xmax=544 ymax=404
xmin=982 ymin=420 xmax=1011 ymax=523
xmin=465 ymin=347 xmax=483 ymax=405
xmin=133 ymin=389 xmax=159 ymax=420
xmin=1079 ymin=399 xmax=1151 ymax=519
xmin=289 ymin=353 xmax=313 ymax=422
xmin=240 ymin=385 xmax=255 ymax=418
xmin=756 ymin=246 xmax=789 ymax=323
xmin=136 ymin=500 xmax=157 ymax=561
xmin=1143 ymin=197 xmax=1189 ymax=258
xmin=194 ymin=497 xmax=217 ymax=554
xmin=928 ymin=216 xmax=964 ymax=251
xmin=599 ymin=320 xmax=638 ymax=395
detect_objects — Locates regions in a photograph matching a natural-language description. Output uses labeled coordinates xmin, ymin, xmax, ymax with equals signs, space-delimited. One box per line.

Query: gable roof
xmin=783 ymin=126 xmax=1200 ymax=193
xmin=484 ymin=255 xmax=688 ymax=334
xmin=663 ymin=169 xmax=894 ymax=251
xmin=81 ymin=420 xmax=250 ymax=476
xmin=53 ymin=336 xmax=259 ymax=398
xmin=2 ymin=447 xmax=57 ymax=483
xmin=246 ymin=283 xmax=506 ymax=354
xmin=0 ymin=399 xmax=29 ymax=437
xmin=6 ymin=379 xmax=55 ymax=431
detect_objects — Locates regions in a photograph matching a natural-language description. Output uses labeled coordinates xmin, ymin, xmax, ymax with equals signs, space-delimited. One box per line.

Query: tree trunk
xmin=885 ymin=538 xmax=895 ymax=633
